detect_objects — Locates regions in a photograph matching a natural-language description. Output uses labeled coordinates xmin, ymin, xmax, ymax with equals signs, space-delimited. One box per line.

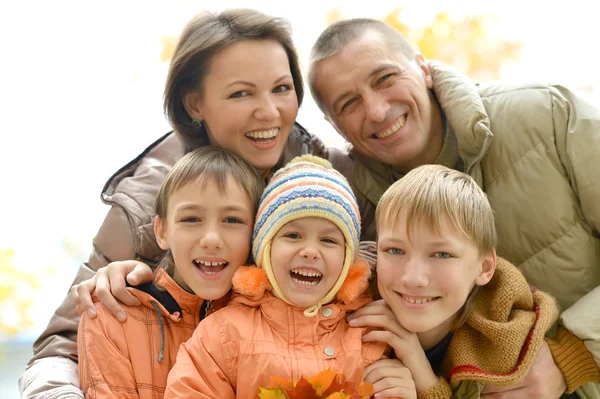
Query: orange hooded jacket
xmin=78 ymin=269 xmax=226 ymax=398
xmin=165 ymin=258 xmax=388 ymax=399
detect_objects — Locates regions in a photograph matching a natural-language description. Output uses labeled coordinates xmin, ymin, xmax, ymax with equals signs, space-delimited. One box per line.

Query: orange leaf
xmin=324 ymin=393 xmax=350 ymax=399
xmin=269 ymin=376 xmax=294 ymax=391
xmin=357 ymin=382 xmax=374 ymax=398
xmin=321 ymin=374 xmax=345 ymax=397
xmin=287 ymin=377 xmax=318 ymax=398
xmin=258 ymin=387 xmax=289 ymax=399
xmin=307 ymin=369 xmax=338 ymax=395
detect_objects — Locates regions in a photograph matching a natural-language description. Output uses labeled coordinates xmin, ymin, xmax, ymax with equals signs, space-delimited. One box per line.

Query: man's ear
xmin=324 ymin=114 xmax=349 ymax=141
xmin=474 ymin=248 xmax=496 ymax=286
xmin=416 ymin=54 xmax=433 ymax=89
xmin=183 ymin=90 xmax=204 ymax=121
xmin=154 ymin=216 xmax=170 ymax=251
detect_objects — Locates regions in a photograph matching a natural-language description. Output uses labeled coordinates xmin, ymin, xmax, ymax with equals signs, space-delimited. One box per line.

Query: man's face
xmin=312 ymin=30 xmax=441 ymax=172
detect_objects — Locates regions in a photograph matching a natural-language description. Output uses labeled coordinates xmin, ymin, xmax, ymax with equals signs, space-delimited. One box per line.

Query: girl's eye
xmin=229 ymin=90 xmax=250 ymax=99
xmin=321 ymin=238 xmax=339 ymax=245
xmin=224 ymin=217 xmax=243 ymax=224
xmin=386 ymin=248 xmax=403 ymax=255
xmin=284 ymin=233 xmax=301 ymax=239
xmin=273 ymin=84 xmax=291 ymax=93
xmin=182 ymin=217 xmax=200 ymax=223
xmin=434 ymin=252 xmax=452 ymax=259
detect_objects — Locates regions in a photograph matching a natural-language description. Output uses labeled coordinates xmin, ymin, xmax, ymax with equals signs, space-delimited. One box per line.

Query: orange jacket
xmin=78 ymin=269 xmax=225 ymax=398
xmin=165 ymin=260 xmax=388 ymax=399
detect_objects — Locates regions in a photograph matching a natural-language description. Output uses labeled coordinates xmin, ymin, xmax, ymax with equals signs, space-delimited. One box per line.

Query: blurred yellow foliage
xmin=331 ymin=7 xmax=522 ymax=81
xmin=0 ymin=249 xmax=39 ymax=335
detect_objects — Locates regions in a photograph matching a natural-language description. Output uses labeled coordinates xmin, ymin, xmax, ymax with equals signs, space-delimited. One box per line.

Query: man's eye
xmin=376 ymin=74 xmax=393 ymax=85
xmin=434 ymin=252 xmax=452 ymax=259
xmin=340 ymin=98 xmax=356 ymax=114
xmin=229 ymin=90 xmax=250 ymax=99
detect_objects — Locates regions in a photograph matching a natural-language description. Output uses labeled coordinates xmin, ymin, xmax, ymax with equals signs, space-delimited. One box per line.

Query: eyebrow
xmin=176 ymin=204 xmax=250 ymax=213
xmin=226 ymin=75 xmax=292 ymax=89
xmin=331 ymin=63 xmax=398 ymax=112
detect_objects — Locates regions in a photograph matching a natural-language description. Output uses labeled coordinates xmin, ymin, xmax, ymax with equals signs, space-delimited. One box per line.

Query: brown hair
xmin=154 ymin=146 xmax=264 ymax=275
xmin=164 ymin=9 xmax=304 ymax=149
xmin=376 ymin=164 xmax=496 ymax=329
xmin=308 ymin=18 xmax=417 ymax=112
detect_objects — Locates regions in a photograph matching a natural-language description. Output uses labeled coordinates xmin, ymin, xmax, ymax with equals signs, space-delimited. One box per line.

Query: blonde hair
xmin=154 ymin=146 xmax=264 ymax=275
xmin=308 ymin=18 xmax=416 ymax=112
xmin=164 ymin=9 xmax=303 ymax=149
xmin=376 ymin=164 xmax=496 ymax=328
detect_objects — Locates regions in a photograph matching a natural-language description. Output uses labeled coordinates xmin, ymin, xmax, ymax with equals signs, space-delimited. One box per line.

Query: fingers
xmin=126 ymin=261 xmax=155 ymax=286
xmin=71 ymin=277 xmax=98 ymax=318
xmin=350 ymin=313 xmax=408 ymax=339
xmin=94 ymin=267 xmax=128 ymax=321
xmin=365 ymin=359 xmax=416 ymax=399
xmin=106 ymin=263 xmax=142 ymax=308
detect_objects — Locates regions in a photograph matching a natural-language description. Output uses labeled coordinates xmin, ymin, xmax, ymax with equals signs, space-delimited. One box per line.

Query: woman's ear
xmin=154 ymin=215 xmax=170 ymax=250
xmin=474 ymin=248 xmax=496 ymax=286
xmin=183 ymin=90 xmax=204 ymax=121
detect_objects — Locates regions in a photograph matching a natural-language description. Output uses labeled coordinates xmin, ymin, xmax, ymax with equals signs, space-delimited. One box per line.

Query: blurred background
xmin=1 ymin=0 xmax=599 ymax=397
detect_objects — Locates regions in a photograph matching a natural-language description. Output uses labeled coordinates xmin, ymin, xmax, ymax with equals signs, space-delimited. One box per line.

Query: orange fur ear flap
xmin=231 ymin=266 xmax=272 ymax=299
xmin=336 ymin=256 xmax=372 ymax=304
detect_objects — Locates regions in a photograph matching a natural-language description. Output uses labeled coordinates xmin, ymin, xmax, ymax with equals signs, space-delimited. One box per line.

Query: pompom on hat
xmin=252 ymin=155 xmax=361 ymax=317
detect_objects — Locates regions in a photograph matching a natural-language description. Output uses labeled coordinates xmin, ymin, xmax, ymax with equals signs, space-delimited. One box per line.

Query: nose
xmin=399 ymin=257 xmax=429 ymax=288
xmin=364 ymin=92 xmax=389 ymax=123
xmin=299 ymin=241 xmax=321 ymax=261
xmin=254 ymin=94 xmax=279 ymax=121
xmin=199 ymin=223 xmax=224 ymax=251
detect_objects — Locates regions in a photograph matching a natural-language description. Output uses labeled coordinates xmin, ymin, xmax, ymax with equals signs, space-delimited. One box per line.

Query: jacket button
xmin=324 ymin=347 xmax=335 ymax=356
xmin=321 ymin=307 xmax=333 ymax=317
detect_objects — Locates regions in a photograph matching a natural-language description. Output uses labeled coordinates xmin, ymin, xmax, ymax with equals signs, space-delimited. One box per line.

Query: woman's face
xmin=186 ymin=39 xmax=298 ymax=172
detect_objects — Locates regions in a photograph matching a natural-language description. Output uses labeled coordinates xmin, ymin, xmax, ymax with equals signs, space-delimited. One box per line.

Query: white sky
xmin=1 ymin=0 xmax=599 ymax=337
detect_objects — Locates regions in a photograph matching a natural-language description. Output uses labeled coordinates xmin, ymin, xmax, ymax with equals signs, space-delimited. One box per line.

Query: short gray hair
xmin=308 ymin=18 xmax=416 ymax=111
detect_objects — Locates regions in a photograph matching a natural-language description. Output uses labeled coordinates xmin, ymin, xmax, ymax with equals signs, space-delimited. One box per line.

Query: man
xmin=308 ymin=18 xmax=600 ymax=398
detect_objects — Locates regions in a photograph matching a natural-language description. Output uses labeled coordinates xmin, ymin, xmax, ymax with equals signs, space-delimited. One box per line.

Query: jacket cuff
xmin=417 ymin=377 xmax=452 ymax=399
xmin=546 ymin=326 xmax=600 ymax=393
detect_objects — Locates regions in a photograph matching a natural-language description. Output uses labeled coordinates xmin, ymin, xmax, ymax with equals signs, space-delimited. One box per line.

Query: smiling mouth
xmin=245 ymin=128 xmax=279 ymax=144
xmin=399 ymin=293 xmax=439 ymax=304
xmin=290 ymin=269 xmax=323 ymax=286
xmin=193 ymin=259 xmax=229 ymax=275
xmin=371 ymin=115 xmax=407 ymax=139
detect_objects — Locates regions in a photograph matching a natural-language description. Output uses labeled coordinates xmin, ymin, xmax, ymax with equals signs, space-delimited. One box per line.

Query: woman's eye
xmin=273 ymin=84 xmax=291 ymax=93
xmin=434 ymin=252 xmax=452 ymax=259
xmin=229 ymin=90 xmax=250 ymax=99
xmin=386 ymin=248 xmax=403 ymax=255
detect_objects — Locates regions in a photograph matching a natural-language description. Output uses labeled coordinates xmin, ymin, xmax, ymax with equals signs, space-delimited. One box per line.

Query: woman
xmin=19 ymin=8 xmax=351 ymax=398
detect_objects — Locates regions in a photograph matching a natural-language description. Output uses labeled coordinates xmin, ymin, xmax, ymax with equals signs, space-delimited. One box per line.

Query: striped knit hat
xmin=252 ymin=155 xmax=361 ymax=317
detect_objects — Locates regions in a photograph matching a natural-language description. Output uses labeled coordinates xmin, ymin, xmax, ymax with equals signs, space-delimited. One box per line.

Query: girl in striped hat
xmin=165 ymin=155 xmax=394 ymax=399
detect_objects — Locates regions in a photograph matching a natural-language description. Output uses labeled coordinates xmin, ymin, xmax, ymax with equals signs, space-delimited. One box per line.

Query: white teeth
xmin=195 ymin=260 xmax=227 ymax=267
xmin=402 ymin=295 xmax=436 ymax=304
xmin=292 ymin=277 xmax=319 ymax=286
xmin=291 ymin=269 xmax=322 ymax=278
xmin=245 ymin=128 xmax=279 ymax=139
xmin=374 ymin=115 xmax=406 ymax=139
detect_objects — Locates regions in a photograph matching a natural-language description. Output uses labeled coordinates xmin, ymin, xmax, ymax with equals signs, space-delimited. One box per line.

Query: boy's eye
xmin=181 ymin=217 xmax=200 ymax=223
xmin=386 ymin=248 xmax=403 ymax=255
xmin=229 ymin=90 xmax=251 ymax=99
xmin=273 ymin=84 xmax=291 ymax=93
xmin=224 ymin=217 xmax=243 ymax=224
xmin=433 ymin=252 xmax=452 ymax=259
